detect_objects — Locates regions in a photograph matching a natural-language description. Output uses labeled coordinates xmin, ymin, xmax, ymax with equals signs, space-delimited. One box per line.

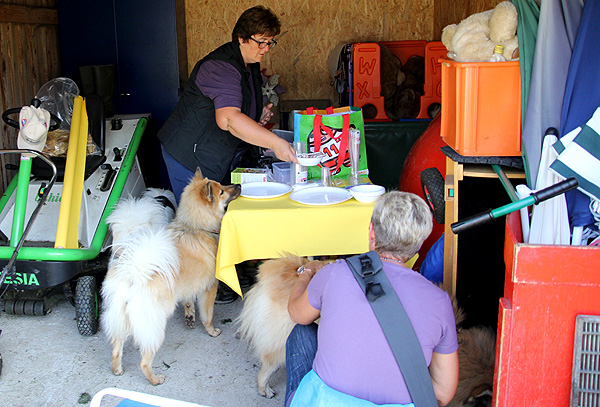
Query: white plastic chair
xmin=90 ymin=387 xmax=210 ymax=407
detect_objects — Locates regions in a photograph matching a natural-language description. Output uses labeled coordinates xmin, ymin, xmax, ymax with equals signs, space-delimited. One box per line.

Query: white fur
xmin=100 ymin=188 xmax=179 ymax=383
xmin=107 ymin=188 xmax=176 ymax=244
xmin=100 ymin=175 xmax=240 ymax=385
xmin=236 ymin=256 xmax=318 ymax=398
xmin=236 ymin=282 xmax=297 ymax=398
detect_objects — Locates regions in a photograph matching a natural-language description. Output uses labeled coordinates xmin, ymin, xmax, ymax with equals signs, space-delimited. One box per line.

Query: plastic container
xmin=350 ymin=184 xmax=385 ymax=203
xmin=272 ymin=161 xmax=291 ymax=184
xmin=352 ymin=40 xmax=447 ymax=121
xmin=440 ymin=57 xmax=522 ymax=157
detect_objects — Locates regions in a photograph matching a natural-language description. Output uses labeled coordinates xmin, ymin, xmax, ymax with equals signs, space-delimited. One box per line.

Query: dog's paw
xmin=149 ymin=374 xmax=166 ymax=386
xmin=206 ymin=327 xmax=221 ymax=337
xmin=185 ymin=315 xmax=196 ymax=329
xmin=259 ymin=385 xmax=275 ymax=399
xmin=112 ymin=366 xmax=124 ymax=376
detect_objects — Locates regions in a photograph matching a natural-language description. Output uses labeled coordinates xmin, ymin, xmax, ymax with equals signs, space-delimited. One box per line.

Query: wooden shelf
xmin=442 ymin=157 xmax=525 ymax=295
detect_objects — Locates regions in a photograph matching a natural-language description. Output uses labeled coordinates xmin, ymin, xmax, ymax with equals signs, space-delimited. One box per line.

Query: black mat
xmin=441 ymin=145 xmax=523 ymax=170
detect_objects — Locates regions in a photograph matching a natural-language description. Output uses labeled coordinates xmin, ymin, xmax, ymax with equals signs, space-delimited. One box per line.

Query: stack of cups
xmin=292 ymin=140 xmax=307 ymax=185
xmin=348 ymin=128 xmax=361 ymax=185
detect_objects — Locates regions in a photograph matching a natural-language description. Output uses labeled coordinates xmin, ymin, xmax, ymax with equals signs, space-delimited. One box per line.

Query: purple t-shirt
xmin=195 ymin=60 xmax=258 ymax=119
xmin=307 ymin=259 xmax=458 ymax=405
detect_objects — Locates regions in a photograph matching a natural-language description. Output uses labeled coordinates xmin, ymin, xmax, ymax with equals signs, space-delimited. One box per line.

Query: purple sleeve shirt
xmin=307 ymin=259 xmax=458 ymax=405
xmin=195 ymin=60 xmax=243 ymax=110
xmin=195 ymin=60 xmax=258 ymax=119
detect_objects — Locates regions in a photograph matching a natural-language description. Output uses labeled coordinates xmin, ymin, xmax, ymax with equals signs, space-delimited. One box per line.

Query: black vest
xmin=158 ymin=41 xmax=263 ymax=183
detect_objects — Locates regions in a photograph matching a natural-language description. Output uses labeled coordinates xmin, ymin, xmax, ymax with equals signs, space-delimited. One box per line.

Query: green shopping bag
xmin=294 ymin=106 xmax=368 ymax=180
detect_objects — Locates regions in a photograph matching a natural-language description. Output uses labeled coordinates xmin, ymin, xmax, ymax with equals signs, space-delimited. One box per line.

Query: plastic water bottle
xmin=489 ymin=45 xmax=506 ymax=62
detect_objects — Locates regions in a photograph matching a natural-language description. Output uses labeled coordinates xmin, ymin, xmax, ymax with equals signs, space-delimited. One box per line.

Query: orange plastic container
xmin=440 ymin=57 xmax=522 ymax=156
xmin=352 ymin=41 xmax=446 ymax=121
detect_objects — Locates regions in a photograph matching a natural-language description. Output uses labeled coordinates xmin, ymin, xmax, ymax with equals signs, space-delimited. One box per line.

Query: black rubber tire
xmin=420 ymin=167 xmax=446 ymax=225
xmin=75 ymin=276 xmax=99 ymax=336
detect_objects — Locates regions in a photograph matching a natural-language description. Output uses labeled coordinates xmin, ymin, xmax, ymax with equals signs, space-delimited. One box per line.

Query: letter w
xmin=359 ymin=57 xmax=376 ymax=76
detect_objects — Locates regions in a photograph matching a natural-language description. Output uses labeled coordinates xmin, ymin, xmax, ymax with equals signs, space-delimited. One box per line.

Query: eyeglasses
xmin=249 ymin=37 xmax=277 ymax=49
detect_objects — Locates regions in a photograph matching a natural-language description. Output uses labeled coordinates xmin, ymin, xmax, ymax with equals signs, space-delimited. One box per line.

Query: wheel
xmin=75 ymin=276 xmax=99 ymax=336
xmin=420 ymin=167 xmax=446 ymax=225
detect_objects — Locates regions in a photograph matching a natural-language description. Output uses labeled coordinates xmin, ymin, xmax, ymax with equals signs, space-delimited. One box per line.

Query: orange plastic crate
xmin=352 ymin=41 xmax=446 ymax=121
xmin=440 ymin=57 xmax=522 ymax=157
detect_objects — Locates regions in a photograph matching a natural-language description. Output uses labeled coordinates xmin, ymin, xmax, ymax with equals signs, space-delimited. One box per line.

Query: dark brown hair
xmin=231 ymin=5 xmax=281 ymax=42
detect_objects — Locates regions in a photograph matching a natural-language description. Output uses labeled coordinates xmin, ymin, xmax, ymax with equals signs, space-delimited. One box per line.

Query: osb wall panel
xmin=434 ymin=0 xmax=503 ymax=40
xmin=185 ymin=0 xmax=433 ymax=104
xmin=0 ymin=0 xmax=59 ymax=191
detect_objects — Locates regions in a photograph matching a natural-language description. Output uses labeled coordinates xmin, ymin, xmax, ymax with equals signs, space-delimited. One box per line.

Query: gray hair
xmin=371 ymin=191 xmax=433 ymax=261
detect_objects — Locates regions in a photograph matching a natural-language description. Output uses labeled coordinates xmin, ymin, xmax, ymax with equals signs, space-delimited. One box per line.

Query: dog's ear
xmin=204 ymin=182 xmax=213 ymax=202
xmin=195 ymin=167 xmax=204 ymax=178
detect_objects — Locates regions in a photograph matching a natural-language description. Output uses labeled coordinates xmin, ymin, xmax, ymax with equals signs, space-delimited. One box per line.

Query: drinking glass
xmin=348 ymin=128 xmax=361 ymax=185
xmin=320 ymin=165 xmax=332 ymax=187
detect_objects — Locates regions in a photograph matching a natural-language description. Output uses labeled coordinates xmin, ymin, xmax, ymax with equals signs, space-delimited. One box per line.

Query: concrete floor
xmin=0 ymin=294 xmax=285 ymax=407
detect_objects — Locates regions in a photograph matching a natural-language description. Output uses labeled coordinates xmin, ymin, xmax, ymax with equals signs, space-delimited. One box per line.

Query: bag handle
xmin=309 ymin=107 xmax=350 ymax=174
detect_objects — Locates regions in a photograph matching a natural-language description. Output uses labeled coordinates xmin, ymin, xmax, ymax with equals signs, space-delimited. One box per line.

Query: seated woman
xmin=286 ymin=191 xmax=459 ymax=406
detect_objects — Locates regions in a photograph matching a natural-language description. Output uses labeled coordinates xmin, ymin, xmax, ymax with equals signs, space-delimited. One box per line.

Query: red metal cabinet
xmin=494 ymin=212 xmax=600 ymax=406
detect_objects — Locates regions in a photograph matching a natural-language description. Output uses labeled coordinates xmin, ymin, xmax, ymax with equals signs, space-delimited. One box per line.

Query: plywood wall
xmin=433 ymin=0 xmax=505 ymax=39
xmin=0 ymin=0 xmax=60 ymax=191
xmin=185 ymin=0 xmax=434 ymax=104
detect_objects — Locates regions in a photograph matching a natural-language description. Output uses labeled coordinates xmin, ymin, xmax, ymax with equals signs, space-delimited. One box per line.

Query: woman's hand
xmin=216 ymin=106 xmax=298 ymax=163
xmin=259 ymin=103 xmax=274 ymax=126
xmin=271 ymin=136 xmax=298 ymax=163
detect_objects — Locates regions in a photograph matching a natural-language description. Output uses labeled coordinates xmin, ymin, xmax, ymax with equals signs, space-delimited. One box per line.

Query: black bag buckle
xmin=358 ymin=255 xmax=385 ymax=302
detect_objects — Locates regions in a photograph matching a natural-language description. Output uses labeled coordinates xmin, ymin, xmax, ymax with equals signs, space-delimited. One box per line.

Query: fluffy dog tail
xmin=108 ymin=189 xmax=176 ymax=244
xmin=108 ymin=228 xmax=179 ymax=290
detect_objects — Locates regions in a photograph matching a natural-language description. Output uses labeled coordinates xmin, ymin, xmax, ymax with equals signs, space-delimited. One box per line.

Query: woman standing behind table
xmin=286 ymin=191 xmax=459 ymax=406
xmin=158 ymin=5 xmax=297 ymax=201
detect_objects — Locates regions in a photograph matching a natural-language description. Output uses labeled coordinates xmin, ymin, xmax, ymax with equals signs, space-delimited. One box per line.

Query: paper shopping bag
xmin=294 ymin=106 xmax=368 ymax=180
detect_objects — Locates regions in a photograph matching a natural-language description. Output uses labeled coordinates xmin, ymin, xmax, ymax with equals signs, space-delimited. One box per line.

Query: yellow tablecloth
xmin=216 ymin=193 xmax=376 ymax=296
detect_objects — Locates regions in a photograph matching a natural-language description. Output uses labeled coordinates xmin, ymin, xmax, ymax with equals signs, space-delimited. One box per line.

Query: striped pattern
xmin=551 ymin=107 xmax=600 ymax=201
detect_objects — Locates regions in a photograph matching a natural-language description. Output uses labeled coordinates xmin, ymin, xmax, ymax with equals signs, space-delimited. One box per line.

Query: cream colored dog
xmin=239 ymin=258 xmax=496 ymax=404
xmin=101 ymin=169 xmax=240 ymax=385
xmin=236 ymin=256 xmax=330 ymax=398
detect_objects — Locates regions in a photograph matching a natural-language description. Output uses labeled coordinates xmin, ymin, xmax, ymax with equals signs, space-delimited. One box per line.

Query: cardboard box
xmin=440 ymin=57 xmax=522 ymax=157
xmin=230 ymin=168 xmax=268 ymax=184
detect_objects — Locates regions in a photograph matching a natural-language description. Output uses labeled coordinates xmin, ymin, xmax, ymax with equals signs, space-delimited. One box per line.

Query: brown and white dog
xmin=236 ymin=256 xmax=331 ymax=398
xmin=237 ymin=256 xmax=496 ymax=405
xmin=100 ymin=168 xmax=240 ymax=385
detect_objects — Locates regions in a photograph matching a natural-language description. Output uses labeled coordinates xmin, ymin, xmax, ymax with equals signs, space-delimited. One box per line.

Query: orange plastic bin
xmin=493 ymin=212 xmax=600 ymax=406
xmin=440 ymin=57 xmax=522 ymax=157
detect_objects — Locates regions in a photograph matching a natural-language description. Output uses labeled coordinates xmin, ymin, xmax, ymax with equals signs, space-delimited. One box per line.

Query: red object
xmin=352 ymin=41 xmax=447 ymax=121
xmin=494 ymin=212 xmax=600 ymax=406
xmin=398 ymin=115 xmax=446 ymax=267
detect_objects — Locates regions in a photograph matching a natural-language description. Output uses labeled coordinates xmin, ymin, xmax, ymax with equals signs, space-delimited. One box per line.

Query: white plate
xmin=290 ymin=186 xmax=352 ymax=206
xmin=241 ymin=182 xmax=292 ymax=199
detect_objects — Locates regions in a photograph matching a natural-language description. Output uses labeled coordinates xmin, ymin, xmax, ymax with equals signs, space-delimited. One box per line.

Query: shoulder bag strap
xmin=346 ymin=251 xmax=438 ymax=407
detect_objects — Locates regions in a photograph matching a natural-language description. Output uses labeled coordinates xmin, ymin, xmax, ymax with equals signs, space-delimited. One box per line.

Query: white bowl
xmin=296 ymin=152 xmax=324 ymax=166
xmin=350 ymin=184 xmax=385 ymax=203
